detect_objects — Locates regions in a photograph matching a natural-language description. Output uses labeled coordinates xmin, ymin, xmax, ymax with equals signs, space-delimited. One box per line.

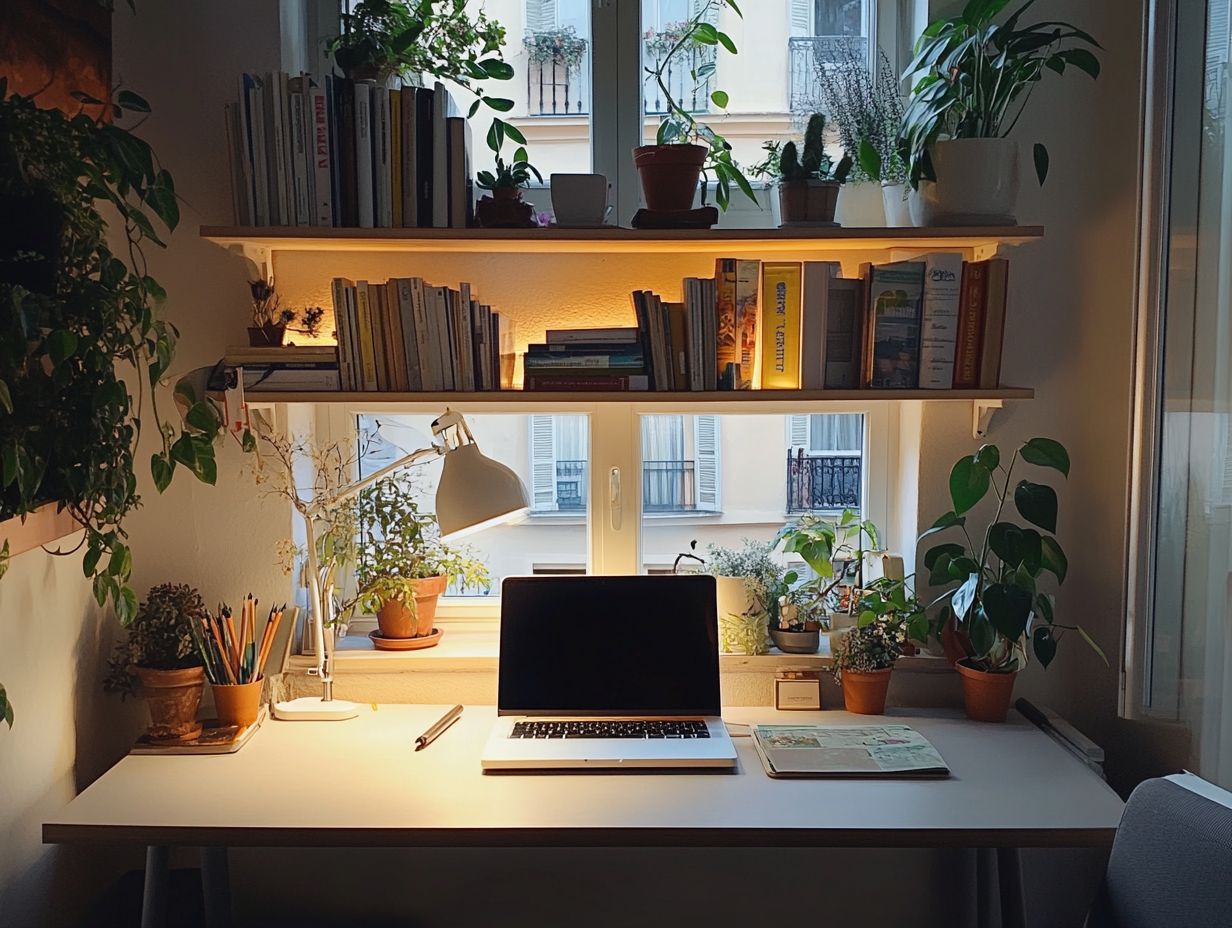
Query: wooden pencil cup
xmin=212 ymin=678 xmax=263 ymax=728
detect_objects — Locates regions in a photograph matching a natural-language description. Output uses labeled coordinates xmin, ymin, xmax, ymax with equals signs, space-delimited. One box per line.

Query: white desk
xmin=44 ymin=706 xmax=1123 ymax=926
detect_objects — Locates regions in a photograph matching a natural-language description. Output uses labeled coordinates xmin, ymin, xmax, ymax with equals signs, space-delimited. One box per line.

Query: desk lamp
xmin=272 ymin=410 xmax=528 ymax=721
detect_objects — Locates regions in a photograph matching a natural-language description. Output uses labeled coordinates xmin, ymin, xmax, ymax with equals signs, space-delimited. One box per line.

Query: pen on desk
xmin=415 ymin=705 xmax=463 ymax=751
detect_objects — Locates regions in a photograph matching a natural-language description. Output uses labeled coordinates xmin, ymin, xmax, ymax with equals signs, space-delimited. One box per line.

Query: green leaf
xmin=170 ymin=433 xmax=197 ymax=468
xmin=694 ymin=22 xmax=719 ymax=45
xmin=924 ymin=540 xmax=964 ymax=567
xmin=974 ymin=443 xmax=1001 ymax=470
xmin=483 ymin=97 xmax=515 ymax=112
xmin=929 ymin=552 xmax=955 ymax=585
xmin=1015 ymin=480 xmax=1058 ymax=532
xmin=115 ymin=585 xmax=138 ymax=625
xmin=988 ymin=521 xmax=1025 ymax=566
xmin=83 ymin=544 xmax=103 ymax=577
xmin=1033 ymin=143 xmax=1049 ymax=185
xmin=1060 ymin=47 xmax=1101 ymax=79
xmin=150 ymin=453 xmax=173 ymax=493
xmin=185 ymin=401 xmax=220 ymax=434
xmin=715 ymin=30 xmax=737 ymax=55
xmin=1035 ymin=592 xmax=1055 ymax=625
xmin=1019 ymin=437 xmax=1070 ymax=476
xmin=920 ymin=510 xmax=965 ymax=542
xmin=1032 ymin=626 xmax=1057 ymax=668
xmin=478 ymin=58 xmax=515 ymax=81
xmin=0 ymin=380 xmax=11 ymax=414
xmin=0 ymin=685 xmax=12 ymax=728
xmin=968 ymin=605 xmax=995 ymax=657
xmin=46 ymin=330 xmax=79 ymax=366
xmin=858 ymin=609 xmax=876 ymax=628
xmin=949 ymin=455 xmax=991 ymax=514
xmin=502 ymin=122 xmax=527 ymax=145
xmin=982 ymin=582 xmax=1032 ymax=640
xmin=1040 ymin=536 xmax=1068 ymax=583
xmin=711 ymin=90 xmax=729 ymax=108
xmin=857 ymin=138 xmax=882 ymax=180
xmin=108 ymin=543 xmax=132 ymax=580
xmin=1077 ymin=625 xmax=1109 ymax=665
xmin=116 ymin=89 xmax=151 ymax=112
xmin=93 ymin=573 xmax=113 ymax=607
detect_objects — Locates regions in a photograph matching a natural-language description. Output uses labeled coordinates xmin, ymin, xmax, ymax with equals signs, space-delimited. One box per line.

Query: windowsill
xmin=289 ymin=624 xmax=953 ymax=676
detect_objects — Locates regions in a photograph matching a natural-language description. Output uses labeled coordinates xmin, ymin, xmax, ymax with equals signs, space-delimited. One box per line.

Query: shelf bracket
xmin=225 ymin=242 xmax=273 ymax=283
xmin=972 ymin=399 xmax=1004 ymax=440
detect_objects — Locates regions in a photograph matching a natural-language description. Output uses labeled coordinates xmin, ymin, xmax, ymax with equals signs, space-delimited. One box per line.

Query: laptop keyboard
xmin=509 ymin=719 xmax=711 ymax=739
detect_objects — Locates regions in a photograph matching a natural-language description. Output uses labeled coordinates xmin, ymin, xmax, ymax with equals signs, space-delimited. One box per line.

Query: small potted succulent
xmin=346 ymin=473 xmax=489 ymax=649
xmin=105 ymin=583 xmax=209 ymax=742
xmin=777 ymin=113 xmax=853 ymax=226
xmin=248 ymin=278 xmax=294 ymax=347
xmin=920 ymin=437 xmax=1105 ymax=721
xmin=475 ymin=123 xmax=542 ymax=228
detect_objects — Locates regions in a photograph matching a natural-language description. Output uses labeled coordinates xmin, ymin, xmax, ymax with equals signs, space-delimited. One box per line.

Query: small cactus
xmin=777 ymin=113 xmax=848 ymax=184
xmin=800 ymin=113 xmax=826 ymax=176
xmin=779 ymin=141 xmax=802 ymax=181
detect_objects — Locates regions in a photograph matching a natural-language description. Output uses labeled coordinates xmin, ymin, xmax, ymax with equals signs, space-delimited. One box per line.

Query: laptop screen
xmin=498 ymin=575 xmax=720 ymax=717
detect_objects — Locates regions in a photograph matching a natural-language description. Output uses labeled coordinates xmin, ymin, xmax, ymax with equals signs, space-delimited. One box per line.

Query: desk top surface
xmin=44 ymin=706 xmax=1124 ymax=849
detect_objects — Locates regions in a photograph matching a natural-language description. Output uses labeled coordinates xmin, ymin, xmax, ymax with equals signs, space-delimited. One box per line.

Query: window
xmin=528 ymin=414 xmax=590 ymax=513
xmin=789 ymin=0 xmax=876 ymax=115
xmin=786 ymin=413 xmax=864 ymax=513
xmin=640 ymin=414 xmax=720 ymax=514
xmin=523 ymin=0 xmax=592 ymax=120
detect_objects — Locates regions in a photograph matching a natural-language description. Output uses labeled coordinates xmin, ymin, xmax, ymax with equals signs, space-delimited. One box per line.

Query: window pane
xmin=357 ymin=413 xmax=589 ymax=597
xmin=639 ymin=413 xmax=866 ymax=573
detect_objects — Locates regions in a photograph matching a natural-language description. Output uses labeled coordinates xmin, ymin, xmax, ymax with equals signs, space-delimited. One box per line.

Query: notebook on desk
xmin=481 ymin=575 xmax=738 ymax=772
xmin=751 ymin=724 xmax=950 ymax=778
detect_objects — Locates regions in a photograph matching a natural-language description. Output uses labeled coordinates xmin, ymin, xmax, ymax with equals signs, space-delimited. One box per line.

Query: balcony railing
xmin=788 ymin=35 xmax=869 ymax=114
xmin=786 ymin=451 xmax=862 ymax=513
xmin=526 ymin=55 xmax=590 ymax=117
xmin=555 ymin=460 xmax=587 ymax=511
xmin=643 ymin=41 xmax=715 ymax=116
xmin=643 ymin=460 xmax=696 ymax=513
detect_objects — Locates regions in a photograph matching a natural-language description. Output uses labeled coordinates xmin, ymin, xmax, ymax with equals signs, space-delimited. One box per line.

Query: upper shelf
xmin=199 ymin=224 xmax=1044 ymax=258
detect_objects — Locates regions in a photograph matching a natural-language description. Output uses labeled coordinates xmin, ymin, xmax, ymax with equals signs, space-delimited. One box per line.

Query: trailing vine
xmin=0 ymin=82 xmax=222 ymax=724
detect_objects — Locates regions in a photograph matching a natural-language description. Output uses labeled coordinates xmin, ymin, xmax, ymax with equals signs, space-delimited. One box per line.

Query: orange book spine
xmin=952 ymin=261 xmax=987 ymax=389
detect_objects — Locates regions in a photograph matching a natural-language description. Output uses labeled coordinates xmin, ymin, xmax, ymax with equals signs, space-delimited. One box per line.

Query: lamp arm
xmin=306 ymin=443 xmax=444 ymax=517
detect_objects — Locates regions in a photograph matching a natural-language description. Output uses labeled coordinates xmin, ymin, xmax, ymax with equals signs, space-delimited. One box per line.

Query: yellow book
xmin=390 ymin=89 xmax=402 ymax=227
xmin=354 ymin=281 xmax=379 ymax=391
xmin=760 ymin=262 xmax=802 ymax=389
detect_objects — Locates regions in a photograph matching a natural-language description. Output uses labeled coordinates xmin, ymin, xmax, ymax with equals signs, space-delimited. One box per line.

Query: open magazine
xmin=751 ymin=724 xmax=950 ymax=778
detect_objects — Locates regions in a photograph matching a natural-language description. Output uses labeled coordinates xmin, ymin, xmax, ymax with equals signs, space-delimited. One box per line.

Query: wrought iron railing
xmin=643 ymin=460 xmax=696 ymax=512
xmin=787 ymin=35 xmax=869 ymax=114
xmin=555 ymin=460 xmax=587 ymax=510
xmin=643 ymin=41 xmax=715 ymax=115
xmin=785 ymin=451 xmax=862 ymax=513
xmin=526 ymin=55 xmax=590 ymax=116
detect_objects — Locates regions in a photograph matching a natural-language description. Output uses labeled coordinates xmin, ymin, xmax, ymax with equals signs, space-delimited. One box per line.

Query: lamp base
xmin=272 ymin=696 xmax=360 ymax=721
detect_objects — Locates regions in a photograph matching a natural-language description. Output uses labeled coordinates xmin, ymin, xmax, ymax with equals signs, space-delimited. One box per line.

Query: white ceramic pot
xmin=835 ymin=181 xmax=885 ymax=228
xmin=908 ymin=181 xmax=941 ymax=227
xmin=930 ymin=138 xmax=1020 ymax=225
xmin=881 ymin=183 xmax=911 ymax=227
xmin=715 ymin=576 xmax=770 ymax=655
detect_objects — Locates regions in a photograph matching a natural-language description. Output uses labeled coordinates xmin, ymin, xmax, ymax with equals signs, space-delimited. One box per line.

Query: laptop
xmin=481 ymin=575 xmax=738 ymax=772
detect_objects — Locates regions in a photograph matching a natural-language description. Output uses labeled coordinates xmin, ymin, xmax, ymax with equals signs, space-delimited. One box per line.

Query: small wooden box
xmin=775 ymin=667 xmax=823 ymax=710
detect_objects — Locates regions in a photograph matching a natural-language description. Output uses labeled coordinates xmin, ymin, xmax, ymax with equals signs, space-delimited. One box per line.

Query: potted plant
xmin=636 ymin=0 xmax=756 ymax=215
xmin=105 ymin=584 xmax=209 ymax=742
xmin=706 ymin=539 xmax=785 ymax=655
xmin=0 ymin=84 xmax=224 ymax=728
xmin=831 ymin=608 xmax=906 ymax=715
xmin=901 ymin=0 xmax=1101 ymax=224
xmin=919 ymin=437 xmax=1105 ymax=722
xmin=347 ymin=472 xmax=489 ymax=648
xmin=816 ymin=46 xmax=909 ymax=227
xmin=776 ymin=114 xmax=852 ymax=227
xmin=475 ymin=123 xmax=542 ymax=228
xmin=248 ymin=277 xmax=295 ymax=346
xmin=289 ymin=305 xmax=327 ymax=343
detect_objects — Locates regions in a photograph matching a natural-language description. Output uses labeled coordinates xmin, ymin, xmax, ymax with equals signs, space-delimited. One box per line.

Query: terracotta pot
xmin=633 ymin=143 xmax=706 ymax=212
xmin=136 ymin=666 xmax=205 ymax=742
xmin=841 ymin=667 xmax=893 ymax=715
xmin=778 ymin=179 xmax=841 ymax=225
xmin=956 ymin=659 xmax=1019 ymax=722
xmin=212 ymin=678 xmax=263 ymax=728
xmin=376 ymin=575 xmax=448 ymax=639
xmin=941 ymin=618 xmax=971 ymax=665
xmin=247 ymin=324 xmax=286 ymax=347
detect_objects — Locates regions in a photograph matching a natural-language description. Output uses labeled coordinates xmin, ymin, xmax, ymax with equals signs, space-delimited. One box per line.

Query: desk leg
xmin=200 ymin=847 xmax=233 ymax=928
xmin=996 ymin=847 xmax=1026 ymax=928
xmin=141 ymin=846 xmax=169 ymax=928
xmin=975 ymin=847 xmax=995 ymax=927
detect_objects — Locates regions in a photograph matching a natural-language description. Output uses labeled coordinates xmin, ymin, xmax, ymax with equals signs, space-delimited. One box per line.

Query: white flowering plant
xmin=832 ymin=611 xmax=906 ymax=680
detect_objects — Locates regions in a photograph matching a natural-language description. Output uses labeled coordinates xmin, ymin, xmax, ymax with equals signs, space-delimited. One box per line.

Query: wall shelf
xmin=238 ymin=387 xmax=1034 ymax=405
xmin=200 ymin=224 xmax=1043 ymax=266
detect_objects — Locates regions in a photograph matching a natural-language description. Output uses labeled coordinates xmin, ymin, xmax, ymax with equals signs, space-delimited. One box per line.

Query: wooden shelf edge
xmin=237 ymin=388 xmax=1035 ymax=405
xmin=0 ymin=502 xmax=81 ymax=559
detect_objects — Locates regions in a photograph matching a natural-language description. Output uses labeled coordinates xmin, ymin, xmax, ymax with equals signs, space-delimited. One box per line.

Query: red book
xmin=953 ymin=261 xmax=988 ymax=389
xmin=524 ymin=374 xmax=650 ymax=392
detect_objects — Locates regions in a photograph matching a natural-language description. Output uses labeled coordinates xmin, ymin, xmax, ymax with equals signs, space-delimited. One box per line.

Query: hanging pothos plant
xmin=0 ymin=82 xmax=224 ymax=724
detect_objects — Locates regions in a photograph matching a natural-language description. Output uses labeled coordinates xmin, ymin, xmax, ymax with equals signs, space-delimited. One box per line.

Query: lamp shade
xmin=435 ymin=443 xmax=529 ymax=539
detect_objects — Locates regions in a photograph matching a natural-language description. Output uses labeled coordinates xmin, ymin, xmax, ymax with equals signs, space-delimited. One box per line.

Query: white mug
xmin=550 ymin=173 xmax=611 ymax=226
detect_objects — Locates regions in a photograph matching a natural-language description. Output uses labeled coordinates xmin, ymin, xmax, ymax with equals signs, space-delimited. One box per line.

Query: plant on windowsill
xmin=474 ymin=122 xmax=543 ymax=228
xmin=775 ymin=113 xmax=852 ymax=227
xmin=901 ymin=0 xmax=1101 ymax=225
xmin=522 ymin=26 xmax=588 ymax=71
xmin=919 ymin=437 xmax=1106 ymax=722
xmin=706 ymin=538 xmax=786 ymax=655
xmin=104 ymin=584 xmax=209 ymax=743
xmin=831 ymin=609 xmax=907 ymax=715
xmin=343 ymin=472 xmax=489 ymax=649
xmin=0 ymin=83 xmax=224 ymax=730
xmin=635 ymin=0 xmax=756 ymax=219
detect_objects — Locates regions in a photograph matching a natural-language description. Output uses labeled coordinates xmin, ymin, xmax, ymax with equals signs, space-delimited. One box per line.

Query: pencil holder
xmin=212 ymin=678 xmax=264 ymax=728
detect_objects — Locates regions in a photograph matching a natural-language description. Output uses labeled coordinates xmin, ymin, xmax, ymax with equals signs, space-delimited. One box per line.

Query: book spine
xmin=309 ymin=86 xmax=333 ymax=226
xmin=336 ymin=78 xmax=358 ymax=227
xmin=953 ymin=261 xmax=987 ymax=389
xmin=343 ymin=284 xmax=361 ymax=389
xmin=222 ymin=103 xmax=247 ymax=226
xmin=374 ymin=86 xmax=392 ymax=228
xmin=354 ymin=281 xmax=379 ymax=391
xmin=715 ymin=259 xmax=738 ymax=388
xmin=431 ymin=82 xmax=449 ymax=228
xmin=734 ymin=259 xmax=760 ymax=389
xmin=233 ymin=79 xmax=258 ymax=225
xmin=918 ymin=252 xmax=964 ymax=389
xmin=247 ymin=76 xmax=270 ymax=226
xmin=978 ymin=259 xmax=1009 ymax=389
xmin=399 ymin=87 xmax=417 ymax=227
xmin=865 ymin=261 xmax=925 ymax=389
xmin=330 ymin=278 xmax=354 ymax=391
xmin=800 ymin=262 xmax=835 ymax=390
xmin=410 ymin=279 xmax=436 ymax=390
xmin=414 ymin=87 xmax=434 ymax=228
xmin=667 ymin=302 xmax=688 ymax=390
xmin=264 ymin=72 xmax=289 ymax=226
xmin=381 ymin=281 xmax=405 ymax=391
xmin=524 ymin=374 xmax=650 ymax=391
xmin=289 ymin=89 xmax=310 ymax=226
xmin=395 ymin=278 xmax=421 ymax=391
xmin=389 ymin=89 xmax=402 ymax=227
xmin=354 ymin=82 xmax=374 ymax=228
xmin=456 ymin=283 xmax=475 ymax=391
xmin=470 ymin=299 xmax=486 ymax=391
xmin=546 ymin=328 xmax=640 ymax=344
xmin=760 ymin=263 xmax=803 ymax=389
xmin=432 ymin=287 xmax=455 ymax=391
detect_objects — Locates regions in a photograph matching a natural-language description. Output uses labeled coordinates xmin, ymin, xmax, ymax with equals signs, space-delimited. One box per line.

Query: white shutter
xmin=526 ymin=0 xmax=558 ymax=32
xmin=788 ymin=414 xmax=810 ymax=451
xmin=529 ymin=415 xmax=558 ymax=511
xmin=790 ymin=0 xmax=812 ymax=36
xmin=694 ymin=415 xmax=721 ymax=512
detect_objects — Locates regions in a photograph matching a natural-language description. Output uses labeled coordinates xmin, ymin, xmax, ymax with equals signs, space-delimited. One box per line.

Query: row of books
xmin=224 ymin=72 xmax=472 ymax=230
xmin=331 ymin=277 xmax=512 ymax=392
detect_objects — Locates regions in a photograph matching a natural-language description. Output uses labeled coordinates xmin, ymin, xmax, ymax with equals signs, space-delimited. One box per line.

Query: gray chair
xmin=1087 ymin=773 xmax=1232 ymax=928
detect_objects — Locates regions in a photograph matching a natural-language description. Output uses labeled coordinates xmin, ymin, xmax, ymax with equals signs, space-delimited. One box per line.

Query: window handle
xmin=609 ymin=466 xmax=622 ymax=531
